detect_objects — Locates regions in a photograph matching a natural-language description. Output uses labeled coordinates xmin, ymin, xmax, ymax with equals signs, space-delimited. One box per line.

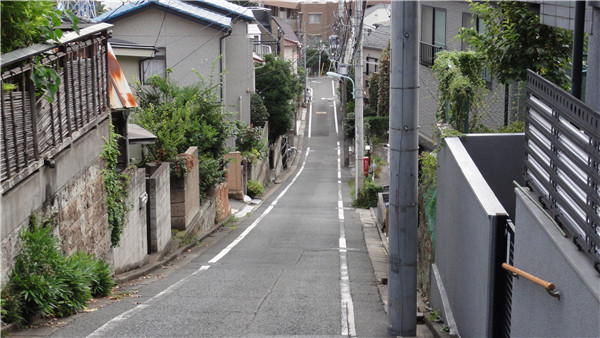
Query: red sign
xmin=363 ymin=157 xmax=370 ymax=177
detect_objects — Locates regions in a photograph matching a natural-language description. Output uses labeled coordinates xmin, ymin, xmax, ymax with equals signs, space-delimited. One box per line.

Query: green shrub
xmin=247 ymin=180 xmax=264 ymax=199
xmin=198 ymin=156 xmax=226 ymax=201
xmin=1 ymin=216 xmax=115 ymax=326
xmin=250 ymin=93 xmax=269 ymax=127
xmin=353 ymin=181 xmax=384 ymax=209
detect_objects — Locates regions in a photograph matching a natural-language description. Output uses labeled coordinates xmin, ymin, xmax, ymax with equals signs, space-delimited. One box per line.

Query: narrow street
xmin=31 ymin=77 xmax=388 ymax=337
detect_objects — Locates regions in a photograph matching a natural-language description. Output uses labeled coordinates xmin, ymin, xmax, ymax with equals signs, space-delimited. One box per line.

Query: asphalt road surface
xmin=30 ymin=77 xmax=388 ymax=337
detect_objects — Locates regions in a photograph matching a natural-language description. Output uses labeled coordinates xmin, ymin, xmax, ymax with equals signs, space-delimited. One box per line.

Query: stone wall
xmin=170 ymin=147 xmax=200 ymax=231
xmin=1 ymin=119 xmax=111 ymax=283
xmin=146 ymin=162 xmax=171 ymax=253
xmin=113 ymin=168 xmax=148 ymax=273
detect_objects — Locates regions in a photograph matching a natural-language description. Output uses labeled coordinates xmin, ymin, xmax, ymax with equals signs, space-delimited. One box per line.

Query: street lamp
xmin=326 ymin=71 xmax=355 ymax=99
xmin=327 ymin=70 xmax=361 ymax=199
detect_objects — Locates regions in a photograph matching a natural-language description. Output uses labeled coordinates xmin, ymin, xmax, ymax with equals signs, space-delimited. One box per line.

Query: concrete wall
xmin=460 ymin=133 xmax=525 ymax=218
xmin=1 ymin=119 xmax=111 ymax=283
xmin=113 ymin=168 xmax=148 ymax=274
xmin=146 ymin=162 xmax=171 ymax=253
xmin=170 ymin=147 xmax=200 ymax=231
xmin=511 ymin=188 xmax=600 ymax=337
xmin=106 ymin=7 xmax=222 ymax=87
xmin=431 ymin=137 xmax=508 ymax=337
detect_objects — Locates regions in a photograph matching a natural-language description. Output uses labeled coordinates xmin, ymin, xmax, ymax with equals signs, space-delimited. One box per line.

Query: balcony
xmin=1 ymin=24 xmax=111 ymax=191
xmin=419 ymin=41 xmax=444 ymax=67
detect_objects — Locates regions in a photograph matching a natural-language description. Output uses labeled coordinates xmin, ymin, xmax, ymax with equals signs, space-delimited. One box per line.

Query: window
xmin=461 ymin=13 xmax=492 ymax=88
xmin=421 ymin=6 xmax=446 ymax=47
xmin=461 ymin=12 xmax=485 ymax=51
xmin=420 ymin=6 xmax=446 ymax=67
xmin=309 ymin=14 xmax=321 ymax=24
xmin=366 ymin=56 xmax=378 ymax=75
xmin=141 ymin=48 xmax=166 ymax=84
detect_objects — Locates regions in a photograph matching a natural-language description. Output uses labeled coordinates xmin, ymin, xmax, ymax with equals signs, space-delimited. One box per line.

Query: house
xmin=362 ymin=24 xmax=389 ymax=99
xmin=0 ymin=23 xmax=154 ymax=280
xmin=272 ymin=17 xmax=302 ymax=74
xmin=257 ymin=0 xmax=390 ymax=49
xmin=95 ymin=0 xmax=256 ymax=125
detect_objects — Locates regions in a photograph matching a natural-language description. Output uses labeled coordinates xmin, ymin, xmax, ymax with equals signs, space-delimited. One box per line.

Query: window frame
xmin=140 ymin=47 xmax=166 ymax=84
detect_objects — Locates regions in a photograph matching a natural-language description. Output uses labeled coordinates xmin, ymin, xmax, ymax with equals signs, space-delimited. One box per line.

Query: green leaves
xmin=0 ymin=216 xmax=114 ymax=326
xmin=255 ymin=54 xmax=304 ymax=142
xmin=101 ymin=125 xmax=131 ymax=247
xmin=458 ymin=0 xmax=572 ymax=89
xmin=31 ymin=62 xmax=61 ymax=103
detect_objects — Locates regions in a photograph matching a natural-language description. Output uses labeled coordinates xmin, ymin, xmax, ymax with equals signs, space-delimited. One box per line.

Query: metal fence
xmin=1 ymin=25 xmax=111 ymax=192
xmin=419 ymin=41 xmax=444 ymax=67
xmin=525 ymin=70 xmax=600 ymax=273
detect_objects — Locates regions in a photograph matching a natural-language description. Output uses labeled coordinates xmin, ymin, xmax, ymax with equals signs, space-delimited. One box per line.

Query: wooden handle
xmin=502 ymin=263 xmax=555 ymax=291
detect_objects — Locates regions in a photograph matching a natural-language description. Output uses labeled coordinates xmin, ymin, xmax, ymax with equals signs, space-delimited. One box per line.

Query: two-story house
xmin=96 ymin=0 xmax=256 ymax=124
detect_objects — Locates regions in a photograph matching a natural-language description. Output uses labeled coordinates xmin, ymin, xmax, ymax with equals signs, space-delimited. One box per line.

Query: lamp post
xmin=327 ymin=71 xmax=360 ymax=199
xmin=326 ymin=71 xmax=355 ymax=99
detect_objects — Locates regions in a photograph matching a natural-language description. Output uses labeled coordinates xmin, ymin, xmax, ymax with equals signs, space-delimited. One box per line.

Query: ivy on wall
xmin=101 ymin=124 xmax=130 ymax=247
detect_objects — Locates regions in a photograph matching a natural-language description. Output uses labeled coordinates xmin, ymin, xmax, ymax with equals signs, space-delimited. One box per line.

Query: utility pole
xmin=354 ymin=0 xmax=364 ymax=199
xmin=388 ymin=1 xmax=418 ymax=336
xmin=304 ymin=21 xmax=308 ymax=97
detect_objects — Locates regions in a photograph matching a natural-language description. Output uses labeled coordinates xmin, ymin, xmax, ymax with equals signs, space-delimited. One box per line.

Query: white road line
xmin=337 ymin=141 xmax=356 ymax=337
xmin=308 ymin=100 xmax=313 ymax=138
xmin=89 ymin=134 xmax=315 ymax=337
xmin=331 ymin=79 xmax=336 ymax=97
xmin=333 ymin=99 xmax=339 ymax=135
xmin=88 ymin=265 xmax=211 ymax=336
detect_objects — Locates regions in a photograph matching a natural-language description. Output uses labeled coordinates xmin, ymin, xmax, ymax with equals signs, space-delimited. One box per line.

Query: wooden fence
xmin=1 ymin=24 xmax=111 ymax=192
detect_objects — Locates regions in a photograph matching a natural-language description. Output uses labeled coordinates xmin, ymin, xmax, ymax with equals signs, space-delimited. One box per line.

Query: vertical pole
xmin=388 ymin=1 xmax=418 ymax=336
xmin=571 ymin=0 xmax=585 ymax=99
xmin=354 ymin=0 xmax=364 ymax=199
xmin=586 ymin=5 xmax=600 ymax=110
xmin=304 ymin=21 xmax=308 ymax=98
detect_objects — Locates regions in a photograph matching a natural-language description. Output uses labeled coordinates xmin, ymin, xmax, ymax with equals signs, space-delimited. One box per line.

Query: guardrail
xmin=524 ymin=70 xmax=600 ymax=273
xmin=1 ymin=24 xmax=111 ymax=192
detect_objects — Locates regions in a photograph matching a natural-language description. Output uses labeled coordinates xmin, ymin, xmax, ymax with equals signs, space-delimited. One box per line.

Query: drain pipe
xmin=220 ymin=28 xmax=233 ymax=101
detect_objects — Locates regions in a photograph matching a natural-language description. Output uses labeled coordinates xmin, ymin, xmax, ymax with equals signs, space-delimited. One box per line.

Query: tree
xmin=250 ymin=93 xmax=268 ymax=127
xmin=376 ymin=44 xmax=390 ymax=117
xmin=432 ymin=50 xmax=487 ymax=133
xmin=1 ymin=1 xmax=79 ymax=54
xmin=459 ymin=1 xmax=572 ymax=89
xmin=255 ymin=54 xmax=303 ymax=142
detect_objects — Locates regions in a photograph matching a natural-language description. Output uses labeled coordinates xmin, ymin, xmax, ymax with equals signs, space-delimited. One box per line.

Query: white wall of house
xmin=107 ymin=8 xmax=223 ymax=88
xmin=223 ymin=20 xmax=254 ymax=124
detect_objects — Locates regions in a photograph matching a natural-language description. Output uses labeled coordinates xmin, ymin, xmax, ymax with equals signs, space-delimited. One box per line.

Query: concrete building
xmin=96 ymin=0 xmax=256 ymax=124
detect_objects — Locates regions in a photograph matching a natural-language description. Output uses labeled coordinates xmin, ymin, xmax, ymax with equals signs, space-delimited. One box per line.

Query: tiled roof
xmin=95 ymin=0 xmax=232 ymax=29
xmin=363 ymin=24 xmax=390 ymax=51
xmin=188 ymin=0 xmax=254 ymax=21
xmin=272 ymin=17 xmax=300 ymax=44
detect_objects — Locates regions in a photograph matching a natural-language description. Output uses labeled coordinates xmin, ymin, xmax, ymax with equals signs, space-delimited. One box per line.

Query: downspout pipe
xmin=220 ymin=28 xmax=233 ymax=101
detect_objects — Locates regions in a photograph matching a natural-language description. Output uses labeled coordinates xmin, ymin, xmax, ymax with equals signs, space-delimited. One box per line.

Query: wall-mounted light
xmin=44 ymin=158 xmax=56 ymax=168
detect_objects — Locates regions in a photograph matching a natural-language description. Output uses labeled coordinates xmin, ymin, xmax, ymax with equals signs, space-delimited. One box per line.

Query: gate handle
xmin=502 ymin=263 xmax=560 ymax=299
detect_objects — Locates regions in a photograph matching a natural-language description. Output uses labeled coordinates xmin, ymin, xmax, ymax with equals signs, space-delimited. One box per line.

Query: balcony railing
xmin=525 ymin=70 xmax=600 ymax=273
xmin=1 ymin=24 xmax=111 ymax=191
xmin=419 ymin=41 xmax=444 ymax=67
